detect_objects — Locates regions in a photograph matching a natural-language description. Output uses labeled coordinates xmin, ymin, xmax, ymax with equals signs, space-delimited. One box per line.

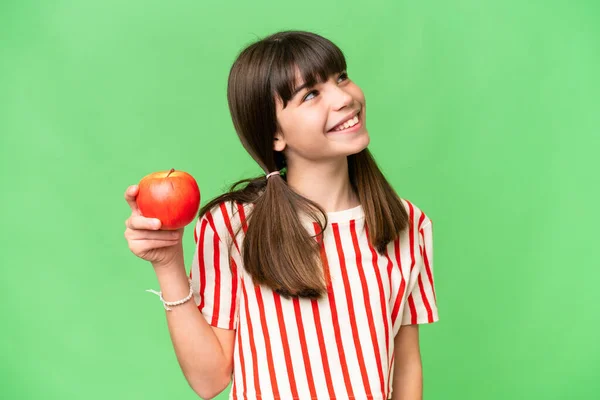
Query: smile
xmin=327 ymin=112 xmax=362 ymax=133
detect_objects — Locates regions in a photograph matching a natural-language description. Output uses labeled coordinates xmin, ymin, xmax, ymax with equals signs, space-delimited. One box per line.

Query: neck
xmin=284 ymin=157 xmax=359 ymax=213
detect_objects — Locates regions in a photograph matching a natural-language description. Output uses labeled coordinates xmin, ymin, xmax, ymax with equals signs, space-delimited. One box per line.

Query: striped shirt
xmin=189 ymin=198 xmax=438 ymax=400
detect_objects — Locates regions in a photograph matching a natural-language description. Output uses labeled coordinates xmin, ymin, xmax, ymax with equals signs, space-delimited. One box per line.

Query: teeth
xmin=334 ymin=115 xmax=359 ymax=131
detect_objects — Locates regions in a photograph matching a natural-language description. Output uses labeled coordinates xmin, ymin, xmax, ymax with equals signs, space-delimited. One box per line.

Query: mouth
xmin=327 ymin=111 xmax=363 ymax=134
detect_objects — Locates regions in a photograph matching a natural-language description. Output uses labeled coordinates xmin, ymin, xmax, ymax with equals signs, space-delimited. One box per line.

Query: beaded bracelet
xmin=146 ymin=278 xmax=193 ymax=311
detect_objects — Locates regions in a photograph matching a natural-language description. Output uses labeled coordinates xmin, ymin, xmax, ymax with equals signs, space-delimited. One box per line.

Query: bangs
xmin=268 ymin=32 xmax=347 ymax=108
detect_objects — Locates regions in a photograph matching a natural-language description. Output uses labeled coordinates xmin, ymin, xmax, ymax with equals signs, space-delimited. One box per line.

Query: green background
xmin=2 ymin=0 xmax=598 ymax=399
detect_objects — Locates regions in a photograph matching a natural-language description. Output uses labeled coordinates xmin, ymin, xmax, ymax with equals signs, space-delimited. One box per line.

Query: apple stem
xmin=166 ymin=168 xmax=175 ymax=178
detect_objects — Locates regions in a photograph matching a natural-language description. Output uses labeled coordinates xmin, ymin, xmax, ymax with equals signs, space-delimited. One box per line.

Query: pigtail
xmin=198 ymin=169 xmax=329 ymax=299
xmin=242 ymin=172 xmax=329 ymax=298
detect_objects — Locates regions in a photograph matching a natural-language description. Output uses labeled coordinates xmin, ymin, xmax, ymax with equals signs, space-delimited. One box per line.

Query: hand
xmin=123 ymin=185 xmax=184 ymax=267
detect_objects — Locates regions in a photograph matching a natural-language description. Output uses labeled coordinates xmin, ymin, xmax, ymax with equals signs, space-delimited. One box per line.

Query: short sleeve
xmin=400 ymin=219 xmax=439 ymax=325
xmin=189 ymin=210 xmax=240 ymax=330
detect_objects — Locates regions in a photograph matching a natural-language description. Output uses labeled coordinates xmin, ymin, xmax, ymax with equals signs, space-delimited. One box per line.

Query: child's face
xmin=274 ymin=68 xmax=369 ymax=167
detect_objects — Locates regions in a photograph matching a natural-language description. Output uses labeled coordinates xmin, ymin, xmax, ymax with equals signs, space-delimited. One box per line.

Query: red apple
xmin=136 ymin=168 xmax=201 ymax=230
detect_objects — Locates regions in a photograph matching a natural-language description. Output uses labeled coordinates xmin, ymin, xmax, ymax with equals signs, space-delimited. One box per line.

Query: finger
xmin=126 ymin=215 xmax=162 ymax=231
xmin=125 ymin=228 xmax=181 ymax=241
xmin=124 ymin=185 xmax=141 ymax=216
xmin=129 ymin=240 xmax=180 ymax=254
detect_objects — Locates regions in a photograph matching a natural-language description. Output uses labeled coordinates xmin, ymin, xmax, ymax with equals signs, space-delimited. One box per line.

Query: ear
xmin=274 ymin=130 xmax=286 ymax=152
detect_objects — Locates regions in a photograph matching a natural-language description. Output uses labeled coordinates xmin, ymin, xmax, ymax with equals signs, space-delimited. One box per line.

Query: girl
xmin=124 ymin=30 xmax=438 ymax=400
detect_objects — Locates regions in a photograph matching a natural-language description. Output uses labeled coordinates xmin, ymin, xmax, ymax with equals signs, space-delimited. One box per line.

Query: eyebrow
xmin=291 ymin=82 xmax=311 ymax=99
xmin=289 ymin=71 xmax=346 ymax=99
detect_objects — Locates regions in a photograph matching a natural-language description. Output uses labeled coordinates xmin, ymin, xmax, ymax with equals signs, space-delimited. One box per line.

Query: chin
xmin=355 ymin=130 xmax=370 ymax=150
xmin=344 ymin=134 xmax=370 ymax=157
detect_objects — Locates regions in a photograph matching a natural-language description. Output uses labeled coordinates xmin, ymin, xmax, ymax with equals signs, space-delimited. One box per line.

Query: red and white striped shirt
xmin=190 ymin=198 xmax=438 ymax=400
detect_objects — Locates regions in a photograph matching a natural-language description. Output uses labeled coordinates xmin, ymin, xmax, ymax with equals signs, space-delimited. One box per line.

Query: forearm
xmin=153 ymin=259 xmax=231 ymax=398
xmin=391 ymin=356 xmax=423 ymax=400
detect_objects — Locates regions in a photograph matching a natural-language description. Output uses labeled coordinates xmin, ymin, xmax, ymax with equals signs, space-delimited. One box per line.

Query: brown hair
xmin=199 ymin=30 xmax=409 ymax=299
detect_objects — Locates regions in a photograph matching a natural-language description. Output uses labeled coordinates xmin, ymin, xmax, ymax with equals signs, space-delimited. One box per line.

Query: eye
xmin=302 ymin=90 xmax=318 ymax=102
xmin=337 ymin=71 xmax=349 ymax=82
xmin=301 ymin=72 xmax=349 ymax=103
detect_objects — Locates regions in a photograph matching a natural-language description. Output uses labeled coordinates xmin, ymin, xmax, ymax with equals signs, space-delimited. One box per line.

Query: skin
xmin=273 ymin=67 xmax=370 ymax=212
xmin=393 ymin=325 xmax=423 ymax=399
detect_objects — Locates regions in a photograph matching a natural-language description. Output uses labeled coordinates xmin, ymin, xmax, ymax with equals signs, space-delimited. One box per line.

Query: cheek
xmin=287 ymin=111 xmax=328 ymax=138
xmin=350 ymin=85 xmax=366 ymax=104
xmin=283 ymin=116 xmax=331 ymax=155
xmin=306 ymin=112 xmax=329 ymax=131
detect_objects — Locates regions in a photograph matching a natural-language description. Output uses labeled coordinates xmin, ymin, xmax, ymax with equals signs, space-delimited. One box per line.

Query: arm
xmin=391 ymin=325 xmax=423 ymax=400
xmin=391 ymin=207 xmax=437 ymax=400
xmin=124 ymin=187 xmax=235 ymax=399
xmin=154 ymin=260 xmax=235 ymax=399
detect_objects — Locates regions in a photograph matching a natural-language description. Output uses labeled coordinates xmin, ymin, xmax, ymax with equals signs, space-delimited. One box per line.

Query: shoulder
xmin=399 ymin=198 xmax=432 ymax=231
xmin=194 ymin=200 xmax=254 ymax=242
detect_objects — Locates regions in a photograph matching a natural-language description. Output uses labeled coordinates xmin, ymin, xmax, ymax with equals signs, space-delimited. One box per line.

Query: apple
xmin=136 ymin=168 xmax=201 ymax=230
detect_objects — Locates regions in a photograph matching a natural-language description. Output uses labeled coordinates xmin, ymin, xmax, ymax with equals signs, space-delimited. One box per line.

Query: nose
xmin=328 ymin=83 xmax=353 ymax=111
